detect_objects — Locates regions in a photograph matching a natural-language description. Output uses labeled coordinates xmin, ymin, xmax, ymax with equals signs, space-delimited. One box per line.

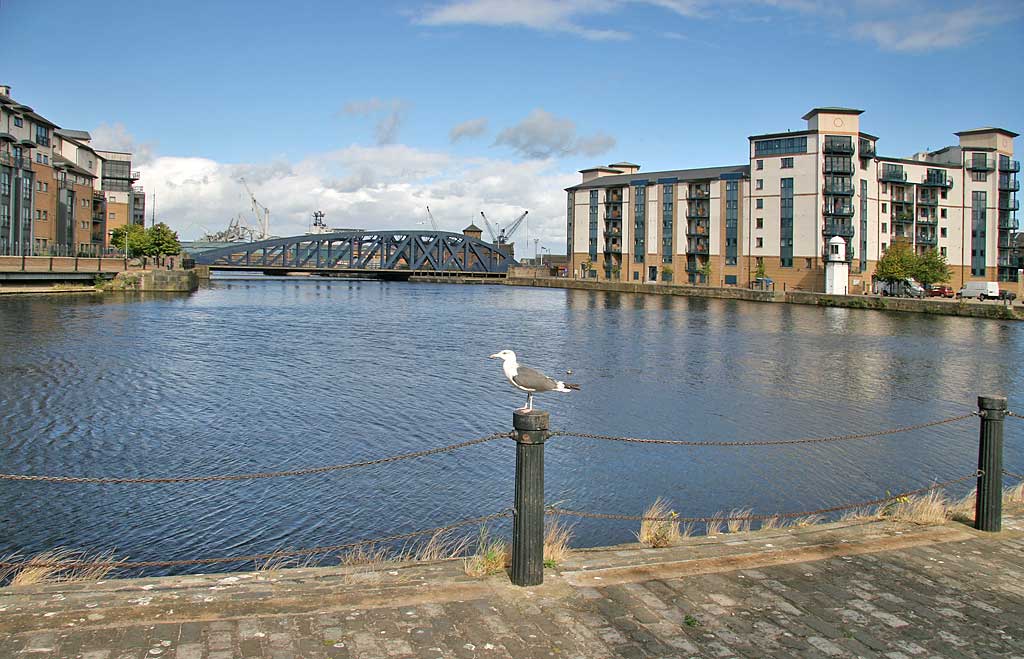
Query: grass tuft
xmin=635 ymin=498 xmax=681 ymax=548
xmin=543 ymin=519 xmax=574 ymax=567
xmin=1005 ymin=482 xmax=1024 ymax=504
xmin=759 ymin=515 xmax=781 ymax=531
xmin=725 ymin=508 xmax=753 ymax=534
xmin=408 ymin=529 xmax=472 ymax=563
xmin=705 ymin=512 xmax=724 ymax=536
xmin=464 ymin=527 xmax=509 ymax=577
xmin=885 ymin=490 xmax=948 ymax=525
xmin=0 ymin=548 xmax=122 ymax=587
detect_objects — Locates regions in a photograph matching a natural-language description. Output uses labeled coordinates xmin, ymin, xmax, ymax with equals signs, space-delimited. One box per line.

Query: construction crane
xmin=239 ymin=177 xmax=270 ymax=240
xmin=425 ymin=206 xmax=439 ymax=231
xmin=479 ymin=210 xmax=528 ymax=245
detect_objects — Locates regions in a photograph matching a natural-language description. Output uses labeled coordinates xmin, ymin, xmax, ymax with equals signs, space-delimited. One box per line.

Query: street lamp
xmin=540 ymin=246 xmax=550 ymax=267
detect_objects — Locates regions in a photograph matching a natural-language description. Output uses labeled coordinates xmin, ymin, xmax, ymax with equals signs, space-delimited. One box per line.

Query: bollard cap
xmin=978 ymin=396 xmax=1008 ymax=411
xmin=513 ymin=409 xmax=550 ymax=432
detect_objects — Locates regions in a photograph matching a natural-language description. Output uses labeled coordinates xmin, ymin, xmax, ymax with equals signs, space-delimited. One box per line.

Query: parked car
xmin=876 ymin=278 xmax=925 ymax=298
xmin=956 ymin=281 xmax=1001 ymax=300
xmin=927 ymin=284 xmax=954 ymax=298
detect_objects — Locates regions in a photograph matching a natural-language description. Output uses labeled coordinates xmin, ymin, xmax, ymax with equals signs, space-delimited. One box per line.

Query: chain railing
xmin=0 ymin=397 xmax=1016 ymax=588
xmin=0 ymin=432 xmax=510 ymax=484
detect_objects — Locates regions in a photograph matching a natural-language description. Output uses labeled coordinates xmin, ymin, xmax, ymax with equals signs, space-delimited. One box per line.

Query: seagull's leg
xmin=527 ymin=393 xmax=534 ymax=411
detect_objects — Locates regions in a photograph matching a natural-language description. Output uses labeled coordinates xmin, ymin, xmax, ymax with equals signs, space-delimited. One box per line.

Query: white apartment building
xmin=567 ymin=107 xmax=1019 ymax=291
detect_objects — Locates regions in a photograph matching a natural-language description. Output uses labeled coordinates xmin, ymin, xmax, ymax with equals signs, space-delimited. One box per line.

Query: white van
xmin=956 ymin=281 xmax=1000 ymax=300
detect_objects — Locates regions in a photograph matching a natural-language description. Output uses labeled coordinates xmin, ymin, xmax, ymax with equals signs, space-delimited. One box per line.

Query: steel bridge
xmin=190 ymin=230 xmax=513 ymax=278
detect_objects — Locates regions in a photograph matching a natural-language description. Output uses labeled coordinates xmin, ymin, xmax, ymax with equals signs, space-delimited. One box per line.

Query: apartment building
xmin=566 ymin=107 xmax=1020 ymax=290
xmin=0 ymin=84 xmax=144 ymax=256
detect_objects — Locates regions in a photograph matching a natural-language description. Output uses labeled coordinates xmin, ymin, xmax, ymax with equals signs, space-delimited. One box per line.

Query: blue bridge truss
xmin=190 ymin=230 xmax=513 ymax=276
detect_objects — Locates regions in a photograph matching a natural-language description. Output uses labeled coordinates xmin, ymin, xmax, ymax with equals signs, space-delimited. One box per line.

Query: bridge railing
xmin=0 ymin=396 xmax=1019 ymax=587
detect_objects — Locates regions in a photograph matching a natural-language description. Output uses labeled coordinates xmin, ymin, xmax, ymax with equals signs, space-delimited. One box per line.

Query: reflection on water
xmin=1 ymin=278 xmax=1021 ymax=575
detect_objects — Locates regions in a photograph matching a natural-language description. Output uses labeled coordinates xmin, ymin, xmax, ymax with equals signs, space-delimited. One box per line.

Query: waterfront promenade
xmin=2 ymin=507 xmax=1022 ymax=658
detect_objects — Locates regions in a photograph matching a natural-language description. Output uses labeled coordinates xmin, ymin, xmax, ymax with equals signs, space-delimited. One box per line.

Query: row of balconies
xmin=0 ymin=151 xmax=35 ymax=171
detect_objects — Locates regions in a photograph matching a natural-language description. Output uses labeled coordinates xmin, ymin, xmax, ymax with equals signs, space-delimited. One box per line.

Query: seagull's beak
xmin=488 ymin=353 xmax=500 ymax=359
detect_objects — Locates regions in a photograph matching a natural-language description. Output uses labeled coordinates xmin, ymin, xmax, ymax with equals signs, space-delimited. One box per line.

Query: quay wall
xmin=499 ymin=277 xmax=1024 ymax=320
xmin=106 ymin=270 xmax=199 ymax=293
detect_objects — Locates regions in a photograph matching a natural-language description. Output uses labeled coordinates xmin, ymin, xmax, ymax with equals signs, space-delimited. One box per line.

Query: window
xmin=881 ymin=202 xmax=887 ymax=213
xmin=881 ymin=183 xmax=888 ymax=194
xmin=754 ymin=136 xmax=807 ymax=156
xmin=755 ymin=237 xmax=763 ymax=248
xmin=13 ymin=116 xmax=23 ymax=127
xmin=971 ymin=171 xmax=987 ymax=183
xmin=755 ymin=218 xmax=763 ymax=229
xmin=632 ymin=271 xmax=638 ymax=280
xmin=780 ymin=177 xmax=793 ymax=267
xmin=941 ymin=208 xmax=947 ymax=218
xmin=940 ymin=227 xmax=947 ymax=238
xmin=108 ymin=212 xmax=116 ymax=219
xmin=781 ymin=157 xmax=793 ymax=169
xmin=756 ymin=179 xmax=763 ymax=190
xmin=756 ymin=198 xmax=763 ymax=209
xmin=756 ymin=160 xmax=763 ymax=170
xmin=725 ymin=180 xmax=738 ymax=265
xmin=882 ymin=222 xmax=888 ymax=233
xmin=941 ymin=189 xmax=947 ymax=199
xmin=0 ymin=171 xmax=8 ymax=195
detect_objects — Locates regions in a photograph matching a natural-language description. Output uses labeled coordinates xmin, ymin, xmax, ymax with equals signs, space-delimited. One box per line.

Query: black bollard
xmin=975 ymin=396 xmax=1006 ymax=532
xmin=511 ymin=408 xmax=548 ymax=586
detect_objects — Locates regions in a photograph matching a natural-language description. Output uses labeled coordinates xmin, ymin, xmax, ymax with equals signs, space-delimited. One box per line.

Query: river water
xmin=1 ymin=277 xmax=1022 ymax=575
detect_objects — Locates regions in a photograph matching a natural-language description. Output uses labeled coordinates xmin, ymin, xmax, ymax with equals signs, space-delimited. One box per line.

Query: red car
xmin=927 ymin=285 xmax=955 ymax=298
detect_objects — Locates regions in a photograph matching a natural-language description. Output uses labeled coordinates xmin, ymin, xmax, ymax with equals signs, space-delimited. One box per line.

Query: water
xmin=1 ymin=277 xmax=1022 ymax=575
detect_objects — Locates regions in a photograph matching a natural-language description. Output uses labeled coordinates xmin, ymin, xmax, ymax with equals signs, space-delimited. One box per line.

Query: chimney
xmin=0 ymin=85 xmax=11 ymax=97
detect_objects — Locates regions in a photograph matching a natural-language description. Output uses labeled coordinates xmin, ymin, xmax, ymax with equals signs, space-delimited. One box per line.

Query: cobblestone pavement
xmin=1 ymin=509 xmax=1022 ymax=658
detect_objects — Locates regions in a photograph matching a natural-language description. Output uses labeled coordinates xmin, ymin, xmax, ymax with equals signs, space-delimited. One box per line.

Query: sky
xmin=2 ymin=0 xmax=1023 ymax=255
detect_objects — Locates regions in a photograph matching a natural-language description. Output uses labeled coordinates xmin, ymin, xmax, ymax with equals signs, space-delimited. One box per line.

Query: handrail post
xmin=511 ymin=408 xmax=548 ymax=586
xmin=975 ymin=395 xmax=1006 ymax=532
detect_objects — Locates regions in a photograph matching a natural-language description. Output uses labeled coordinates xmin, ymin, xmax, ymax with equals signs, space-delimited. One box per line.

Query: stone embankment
xmin=1 ymin=508 xmax=1021 ymax=658
xmin=502 ymin=277 xmax=1024 ymax=320
xmin=104 ymin=269 xmax=199 ymax=293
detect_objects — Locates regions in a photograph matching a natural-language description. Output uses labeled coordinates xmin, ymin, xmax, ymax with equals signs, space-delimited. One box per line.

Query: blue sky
xmin=2 ymin=0 xmax=1022 ymax=250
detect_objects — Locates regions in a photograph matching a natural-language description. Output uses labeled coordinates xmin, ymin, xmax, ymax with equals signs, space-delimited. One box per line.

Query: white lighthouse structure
xmin=824 ymin=236 xmax=849 ymax=295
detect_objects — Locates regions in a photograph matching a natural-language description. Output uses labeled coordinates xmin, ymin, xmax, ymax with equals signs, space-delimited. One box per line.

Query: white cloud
xmin=449 ymin=117 xmax=489 ymax=142
xmin=136 ymin=145 xmax=576 ymax=255
xmin=90 ymin=123 xmax=157 ymax=166
xmin=341 ymin=97 xmax=409 ymax=145
xmin=852 ymin=8 xmax=1001 ymax=52
xmin=418 ymin=0 xmax=630 ymax=40
xmin=494 ymin=109 xmax=616 ymax=159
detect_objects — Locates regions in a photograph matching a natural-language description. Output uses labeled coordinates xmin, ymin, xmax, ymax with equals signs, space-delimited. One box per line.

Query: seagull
xmin=489 ymin=350 xmax=580 ymax=411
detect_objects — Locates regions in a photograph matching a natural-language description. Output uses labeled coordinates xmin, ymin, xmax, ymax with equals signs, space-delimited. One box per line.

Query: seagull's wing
xmin=512 ymin=365 xmax=558 ymax=392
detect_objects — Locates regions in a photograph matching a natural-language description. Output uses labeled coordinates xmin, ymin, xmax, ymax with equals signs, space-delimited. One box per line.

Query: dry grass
xmin=790 ymin=514 xmax=824 ymax=528
xmin=725 ymin=508 xmax=753 ymax=534
xmin=0 ymin=548 xmax=121 ymax=587
xmin=253 ymin=550 xmax=324 ymax=572
xmin=464 ymin=527 xmax=509 ymax=578
xmin=705 ymin=512 xmax=724 ymax=536
xmin=839 ymin=507 xmax=880 ymax=523
xmin=680 ymin=521 xmax=696 ymax=539
xmin=758 ymin=515 xmax=781 ymax=531
xmin=885 ymin=490 xmax=948 ymax=525
xmin=635 ymin=498 xmax=681 ymax=548
xmin=1005 ymin=482 xmax=1024 ymax=504
xmin=947 ymin=489 xmax=977 ymax=524
xmin=408 ymin=529 xmax=473 ymax=563
xmin=543 ymin=519 xmax=574 ymax=567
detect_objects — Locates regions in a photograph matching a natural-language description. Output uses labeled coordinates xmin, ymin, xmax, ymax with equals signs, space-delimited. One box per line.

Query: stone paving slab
xmin=2 ymin=508 xmax=1022 ymax=658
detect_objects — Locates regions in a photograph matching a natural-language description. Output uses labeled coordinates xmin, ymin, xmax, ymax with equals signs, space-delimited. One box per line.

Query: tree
xmin=873 ymin=242 xmax=916 ymax=283
xmin=914 ymin=249 xmax=952 ymax=288
xmin=145 ymin=223 xmax=182 ymax=257
xmin=110 ymin=224 xmax=150 ymax=258
xmin=754 ymin=259 xmax=767 ymax=280
xmin=698 ymin=260 xmax=711 ymax=284
xmin=660 ymin=264 xmax=673 ymax=282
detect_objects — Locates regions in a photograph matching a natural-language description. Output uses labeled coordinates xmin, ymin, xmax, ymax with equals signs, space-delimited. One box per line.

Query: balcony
xmin=998 ymin=255 xmax=1016 ymax=267
xmin=921 ymin=172 xmax=953 ymax=188
xmin=686 ymin=186 xmax=710 ymax=200
xmin=999 ymin=160 xmax=1020 ymax=173
xmin=916 ymin=216 xmax=938 ymax=226
xmin=999 ymin=179 xmax=1020 ymax=192
xmin=686 ymin=221 xmax=708 ymax=236
xmin=966 ymin=157 xmax=994 ymax=172
xmin=822 ymin=204 xmax=855 ymax=218
xmin=823 ymin=183 xmax=854 ymax=195
xmin=823 ymin=138 xmax=855 ymax=155
xmin=917 ymin=195 xmax=938 ymax=206
xmin=605 ymin=209 xmax=622 ymax=221
xmin=686 ymin=206 xmax=709 ymax=219
xmin=999 ymin=198 xmax=1020 ymax=211
xmin=916 ymin=234 xmax=938 ymax=246
xmin=603 ymin=228 xmax=621 ymax=239
xmin=858 ymin=140 xmax=876 ymax=158
xmin=823 ymin=161 xmax=854 ymax=175
xmin=823 ymin=221 xmax=855 ymax=238
xmin=130 ymin=171 xmax=141 ymax=180
xmin=688 ymin=240 xmax=709 ymax=255
xmin=891 ymin=194 xmax=915 ymax=206
xmin=0 ymin=151 xmax=34 ymax=170
xmin=894 ymin=213 xmax=914 ymax=224
xmin=603 ymin=240 xmax=622 ymax=254
xmin=880 ymin=168 xmax=907 ymax=183
xmin=998 ymin=236 xmax=1015 ymax=249
xmin=999 ymin=215 xmax=1019 ymax=230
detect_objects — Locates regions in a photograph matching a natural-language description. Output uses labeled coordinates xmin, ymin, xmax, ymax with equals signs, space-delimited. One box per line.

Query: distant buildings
xmin=566 ymin=107 xmax=1020 ymax=290
xmin=0 ymin=84 xmax=145 ymax=256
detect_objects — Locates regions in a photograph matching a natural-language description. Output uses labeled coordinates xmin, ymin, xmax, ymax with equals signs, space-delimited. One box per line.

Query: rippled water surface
xmin=2 ymin=277 xmax=1022 ymax=574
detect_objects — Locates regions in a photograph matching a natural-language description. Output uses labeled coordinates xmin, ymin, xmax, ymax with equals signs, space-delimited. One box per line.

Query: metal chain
xmin=550 ymin=412 xmax=977 ymax=447
xmin=0 ymin=433 xmax=512 ymax=484
xmin=0 ymin=510 xmax=513 ymax=570
xmin=546 ymin=473 xmax=981 ymax=523
xmin=1004 ymin=469 xmax=1024 ymax=481
xmin=1006 ymin=411 xmax=1021 ymax=419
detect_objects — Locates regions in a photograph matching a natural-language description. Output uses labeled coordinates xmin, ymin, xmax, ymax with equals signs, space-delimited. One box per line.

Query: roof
xmin=955 ymin=127 xmax=1019 ymax=138
xmin=52 ymin=154 xmax=95 ymax=179
xmin=801 ymin=107 xmax=864 ymax=120
xmin=56 ymin=128 xmax=92 ymax=141
xmin=566 ymin=164 xmax=749 ymax=190
xmin=748 ymin=129 xmax=814 ymax=141
xmin=608 ymin=161 xmax=640 ymax=168
xmin=463 ymin=223 xmax=482 ymax=232
xmin=875 ymin=155 xmax=960 ymax=169
xmin=578 ymin=166 xmax=623 ymax=174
